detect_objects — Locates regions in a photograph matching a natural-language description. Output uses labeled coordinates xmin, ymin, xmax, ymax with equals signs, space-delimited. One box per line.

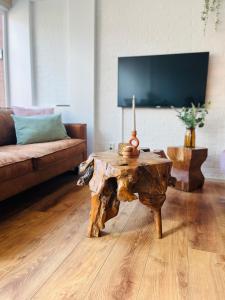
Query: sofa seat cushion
xmin=0 ymin=152 xmax=33 ymax=182
xmin=0 ymin=139 xmax=86 ymax=171
xmin=32 ymin=139 xmax=86 ymax=170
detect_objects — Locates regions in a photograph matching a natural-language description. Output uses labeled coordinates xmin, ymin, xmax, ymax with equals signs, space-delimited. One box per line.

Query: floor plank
xmin=188 ymin=248 xmax=225 ymax=300
xmin=186 ymin=186 xmax=224 ymax=254
xmin=33 ymin=201 xmax=137 ymax=300
xmin=0 ymin=175 xmax=224 ymax=300
xmin=85 ymin=204 xmax=154 ymax=300
xmin=211 ymin=182 xmax=225 ymax=247
xmin=0 ymin=175 xmax=90 ymax=300
xmin=137 ymin=188 xmax=189 ymax=300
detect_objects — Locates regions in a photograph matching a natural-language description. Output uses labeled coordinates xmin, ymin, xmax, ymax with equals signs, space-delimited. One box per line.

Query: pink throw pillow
xmin=12 ymin=106 xmax=54 ymax=116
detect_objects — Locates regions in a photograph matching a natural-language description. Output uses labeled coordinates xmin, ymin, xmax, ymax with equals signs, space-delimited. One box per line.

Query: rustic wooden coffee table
xmin=78 ymin=151 xmax=172 ymax=239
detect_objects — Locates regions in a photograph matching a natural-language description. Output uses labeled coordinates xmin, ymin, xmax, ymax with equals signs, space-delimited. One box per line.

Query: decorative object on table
xmin=184 ymin=128 xmax=196 ymax=149
xmin=118 ymin=142 xmax=130 ymax=155
xmin=176 ymin=103 xmax=208 ymax=148
xmin=128 ymin=95 xmax=140 ymax=157
xmin=122 ymin=145 xmax=140 ymax=158
xmin=167 ymin=146 xmax=208 ymax=192
xmin=201 ymin=0 xmax=221 ymax=32
xmin=77 ymin=151 xmax=173 ymax=239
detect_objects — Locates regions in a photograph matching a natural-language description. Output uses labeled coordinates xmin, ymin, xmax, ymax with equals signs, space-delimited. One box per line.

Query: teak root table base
xmin=78 ymin=151 xmax=173 ymax=239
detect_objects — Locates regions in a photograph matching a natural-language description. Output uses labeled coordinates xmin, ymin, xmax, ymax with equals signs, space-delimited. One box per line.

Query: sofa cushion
xmin=12 ymin=114 xmax=69 ymax=145
xmin=0 ymin=139 xmax=86 ymax=171
xmin=0 ymin=152 xmax=33 ymax=182
xmin=33 ymin=139 xmax=86 ymax=170
xmin=0 ymin=109 xmax=16 ymax=146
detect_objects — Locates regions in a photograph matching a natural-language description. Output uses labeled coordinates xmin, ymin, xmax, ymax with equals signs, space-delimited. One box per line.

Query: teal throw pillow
xmin=12 ymin=114 xmax=69 ymax=145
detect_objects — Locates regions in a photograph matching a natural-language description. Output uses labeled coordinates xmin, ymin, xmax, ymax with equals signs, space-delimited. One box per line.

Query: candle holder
xmin=121 ymin=95 xmax=140 ymax=159
xmin=129 ymin=130 xmax=139 ymax=148
xmin=121 ymin=130 xmax=140 ymax=158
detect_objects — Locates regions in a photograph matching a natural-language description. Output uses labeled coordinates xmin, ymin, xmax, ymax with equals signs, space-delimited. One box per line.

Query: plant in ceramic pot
xmin=176 ymin=104 xmax=208 ymax=148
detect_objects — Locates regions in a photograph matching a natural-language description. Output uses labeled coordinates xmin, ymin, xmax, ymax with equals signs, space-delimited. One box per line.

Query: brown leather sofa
xmin=0 ymin=108 xmax=87 ymax=201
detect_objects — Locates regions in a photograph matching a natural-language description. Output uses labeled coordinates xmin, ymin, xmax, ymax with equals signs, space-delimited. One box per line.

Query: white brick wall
xmin=95 ymin=0 xmax=225 ymax=180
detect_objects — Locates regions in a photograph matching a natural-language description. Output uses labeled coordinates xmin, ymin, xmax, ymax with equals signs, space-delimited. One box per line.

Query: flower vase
xmin=184 ymin=128 xmax=196 ymax=148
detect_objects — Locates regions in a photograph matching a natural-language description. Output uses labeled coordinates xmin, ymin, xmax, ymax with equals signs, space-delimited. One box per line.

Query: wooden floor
xmin=0 ymin=173 xmax=224 ymax=300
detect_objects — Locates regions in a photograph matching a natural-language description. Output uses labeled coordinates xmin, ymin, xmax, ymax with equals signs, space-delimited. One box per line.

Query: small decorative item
xmin=201 ymin=0 xmax=221 ymax=32
xmin=128 ymin=95 xmax=140 ymax=157
xmin=118 ymin=142 xmax=130 ymax=155
xmin=122 ymin=145 xmax=141 ymax=158
xmin=176 ymin=103 xmax=208 ymax=148
xmin=122 ymin=145 xmax=137 ymax=158
xmin=184 ymin=128 xmax=196 ymax=148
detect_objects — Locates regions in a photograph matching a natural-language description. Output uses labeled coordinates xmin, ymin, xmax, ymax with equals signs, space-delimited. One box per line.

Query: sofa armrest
xmin=64 ymin=123 xmax=87 ymax=140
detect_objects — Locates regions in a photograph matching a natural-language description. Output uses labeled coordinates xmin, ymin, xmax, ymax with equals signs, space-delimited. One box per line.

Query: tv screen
xmin=118 ymin=52 xmax=209 ymax=108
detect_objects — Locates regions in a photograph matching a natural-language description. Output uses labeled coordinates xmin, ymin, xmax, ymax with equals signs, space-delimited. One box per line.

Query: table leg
xmin=88 ymin=179 xmax=120 ymax=238
xmin=88 ymin=195 xmax=102 ymax=238
xmin=153 ymin=208 xmax=162 ymax=239
xmin=139 ymin=193 xmax=166 ymax=239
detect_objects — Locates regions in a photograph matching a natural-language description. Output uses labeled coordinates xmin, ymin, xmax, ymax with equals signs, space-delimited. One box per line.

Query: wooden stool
xmin=167 ymin=146 xmax=208 ymax=192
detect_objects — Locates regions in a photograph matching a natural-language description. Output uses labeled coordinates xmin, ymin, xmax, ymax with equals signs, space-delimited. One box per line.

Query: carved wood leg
xmin=139 ymin=193 xmax=166 ymax=239
xmin=153 ymin=209 xmax=162 ymax=239
xmin=88 ymin=195 xmax=102 ymax=238
xmin=88 ymin=179 xmax=120 ymax=238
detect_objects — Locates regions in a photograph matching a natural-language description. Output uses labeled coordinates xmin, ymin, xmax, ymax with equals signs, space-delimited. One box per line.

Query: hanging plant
xmin=201 ymin=0 xmax=221 ymax=32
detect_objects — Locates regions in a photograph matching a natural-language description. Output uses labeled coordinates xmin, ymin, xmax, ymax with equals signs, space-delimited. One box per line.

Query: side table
xmin=167 ymin=146 xmax=208 ymax=192
xmin=78 ymin=151 xmax=172 ymax=239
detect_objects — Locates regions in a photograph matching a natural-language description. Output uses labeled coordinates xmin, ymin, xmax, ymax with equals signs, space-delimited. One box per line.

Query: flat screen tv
xmin=118 ymin=52 xmax=209 ymax=108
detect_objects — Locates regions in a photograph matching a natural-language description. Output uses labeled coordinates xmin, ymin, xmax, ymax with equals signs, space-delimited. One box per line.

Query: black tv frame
xmin=117 ymin=52 xmax=209 ymax=108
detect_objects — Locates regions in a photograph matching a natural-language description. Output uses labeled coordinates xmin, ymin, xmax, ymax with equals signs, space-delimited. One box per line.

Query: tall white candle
xmin=132 ymin=95 xmax=136 ymax=131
